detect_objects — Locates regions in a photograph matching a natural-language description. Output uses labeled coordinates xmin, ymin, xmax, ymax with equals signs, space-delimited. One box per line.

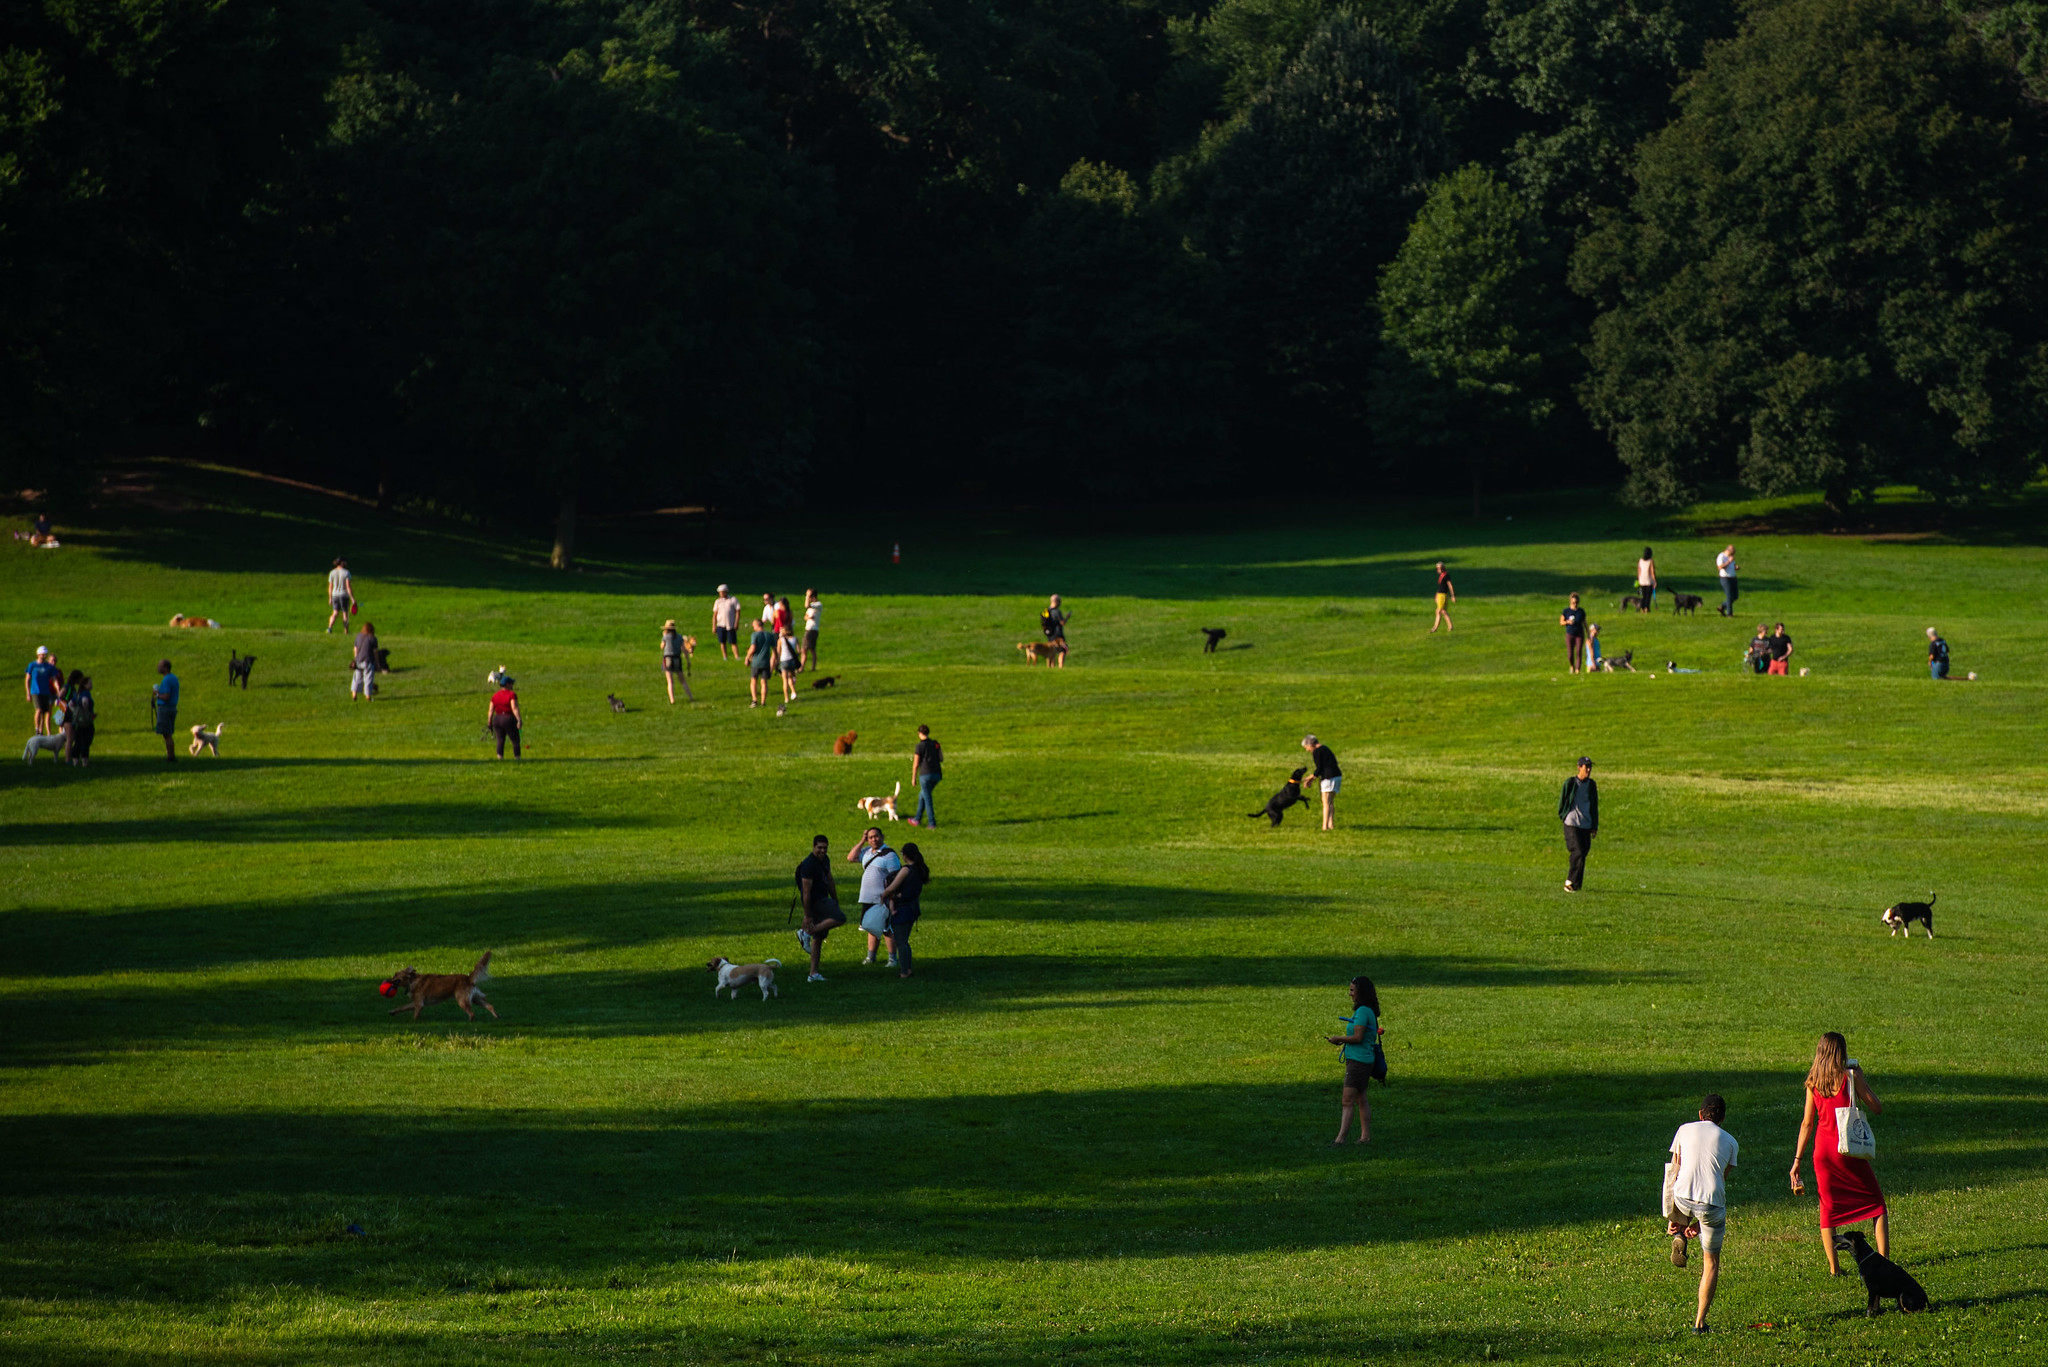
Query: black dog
xmin=1202 ymin=628 xmax=1228 ymax=653
xmin=1671 ymin=592 xmax=1703 ymax=615
xmin=1248 ymin=768 xmax=1309 ymax=828
xmin=810 ymin=675 xmax=840 ymax=690
xmin=1881 ymin=892 xmax=1935 ymax=938
xmin=227 ymin=651 xmax=256 ymax=689
xmin=374 ymin=647 xmax=392 ymax=673
xmin=607 ymin=694 xmax=627 ymax=713
xmin=1835 ymin=1231 xmax=1927 ymax=1315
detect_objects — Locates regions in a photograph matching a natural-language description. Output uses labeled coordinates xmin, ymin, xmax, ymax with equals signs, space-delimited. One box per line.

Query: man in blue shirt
xmin=152 ymin=659 xmax=180 ymax=762
xmin=23 ymin=646 xmax=61 ymax=735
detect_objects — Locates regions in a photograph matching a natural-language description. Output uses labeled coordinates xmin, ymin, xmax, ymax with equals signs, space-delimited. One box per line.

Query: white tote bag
xmin=1835 ymin=1076 xmax=1877 ymax=1160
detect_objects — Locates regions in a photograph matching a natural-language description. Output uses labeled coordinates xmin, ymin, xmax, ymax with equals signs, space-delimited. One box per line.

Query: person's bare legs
xmin=1695 ymin=1249 xmax=1719 ymax=1328
xmin=1874 ymin=1212 xmax=1889 ymax=1258
xmin=804 ymin=922 xmax=836 ymax=977
xmin=1321 ymin=790 xmax=1335 ymax=831
xmin=678 ymin=670 xmax=693 ymax=702
xmin=666 ymin=669 xmax=676 ymax=704
xmin=1821 ymin=1224 xmax=1840 ymax=1275
xmin=1334 ymin=1085 xmax=1359 ymax=1142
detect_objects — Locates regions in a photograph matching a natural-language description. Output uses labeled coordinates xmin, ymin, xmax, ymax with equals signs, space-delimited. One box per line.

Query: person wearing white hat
xmin=660 ymin=619 xmax=693 ymax=703
xmin=24 ymin=646 xmax=62 ymax=735
xmin=712 ymin=585 xmax=741 ymax=661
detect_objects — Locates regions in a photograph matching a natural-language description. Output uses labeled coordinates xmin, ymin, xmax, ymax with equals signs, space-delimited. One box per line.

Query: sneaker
xmin=1671 ymin=1234 xmax=1688 ymax=1267
xmin=807 ymin=973 xmax=826 ymax=983
xmin=1692 ymin=1324 xmax=1710 ymax=1335
xmin=862 ymin=955 xmax=876 ymax=965
xmin=796 ymin=929 xmax=813 ymax=952
xmin=906 ymin=818 xmax=919 ymax=827
xmin=1564 ymin=881 xmax=1576 ymax=893
xmin=886 ymin=956 xmax=898 ymax=968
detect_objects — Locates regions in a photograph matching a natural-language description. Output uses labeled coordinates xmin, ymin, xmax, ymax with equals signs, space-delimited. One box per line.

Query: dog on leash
xmin=228 ymin=651 xmax=256 ymax=689
xmin=1016 ymin=641 xmax=1066 ymax=666
xmin=386 ymin=951 xmax=498 ymax=1021
xmin=607 ymin=694 xmax=627 ymax=713
xmin=833 ymin=730 xmax=858 ymax=756
xmin=811 ymin=675 xmax=840 ymax=690
xmin=1835 ymin=1231 xmax=1927 ymax=1315
xmin=1202 ymin=628 xmax=1228 ymax=653
xmin=1619 ymin=594 xmax=1643 ymax=612
xmin=1881 ymin=893 xmax=1935 ymax=938
xmin=856 ymin=780 xmax=901 ymax=821
xmin=709 ymin=956 xmax=780 ymax=1000
xmin=1248 ymin=768 xmax=1309 ymax=827
xmin=1671 ymin=593 xmax=1704 ymax=615
xmin=23 ymin=733 xmax=66 ymax=764
xmin=188 ymin=722 xmax=225 ymax=757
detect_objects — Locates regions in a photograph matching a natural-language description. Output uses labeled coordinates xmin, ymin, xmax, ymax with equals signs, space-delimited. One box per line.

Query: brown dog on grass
xmin=387 ymin=951 xmax=498 ymax=1021
xmin=1016 ymin=641 xmax=1067 ymax=666
xmin=833 ymin=730 xmax=858 ymax=755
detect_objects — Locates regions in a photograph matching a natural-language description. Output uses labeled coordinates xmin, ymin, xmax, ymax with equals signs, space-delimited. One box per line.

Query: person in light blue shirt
xmin=1324 ymin=976 xmax=1383 ymax=1146
xmin=152 ymin=659 xmax=180 ymax=762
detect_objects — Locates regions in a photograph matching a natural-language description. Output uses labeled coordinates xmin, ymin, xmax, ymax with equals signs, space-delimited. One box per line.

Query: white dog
xmin=23 ymin=733 xmax=66 ymax=763
xmin=855 ymin=780 xmax=902 ymax=821
xmin=189 ymin=722 xmax=225 ymax=757
xmin=708 ymin=957 xmax=780 ymax=1000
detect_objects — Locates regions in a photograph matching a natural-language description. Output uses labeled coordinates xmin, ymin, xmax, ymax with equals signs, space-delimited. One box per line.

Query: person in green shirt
xmin=1324 ymin=976 xmax=1383 ymax=1145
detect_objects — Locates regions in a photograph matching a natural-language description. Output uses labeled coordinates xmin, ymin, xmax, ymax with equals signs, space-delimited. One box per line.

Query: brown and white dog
xmin=189 ymin=722 xmax=224 ymax=756
xmin=855 ymin=780 xmax=901 ymax=821
xmin=709 ymin=956 xmax=780 ymax=1000
xmin=1017 ymin=641 xmax=1067 ymax=666
xmin=1881 ymin=893 xmax=1935 ymax=938
xmin=387 ymin=951 xmax=499 ymax=1020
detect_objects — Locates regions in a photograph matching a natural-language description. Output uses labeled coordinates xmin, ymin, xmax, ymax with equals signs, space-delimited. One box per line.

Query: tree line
xmin=5 ymin=0 xmax=2046 ymax=561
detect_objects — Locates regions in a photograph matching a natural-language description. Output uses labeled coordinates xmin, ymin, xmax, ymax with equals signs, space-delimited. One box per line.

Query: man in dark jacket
xmin=1558 ymin=756 xmax=1598 ymax=892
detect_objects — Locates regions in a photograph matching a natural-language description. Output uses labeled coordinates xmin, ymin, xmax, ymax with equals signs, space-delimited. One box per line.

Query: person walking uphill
xmin=1558 ymin=756 xmax=1597 ymax=891
xmin=910 ymin=724 xmax=942 ymax=828
xmin=1324 ymin=976 xmax=1383 ymax=1145
xmin=1790 ymin=1031 xmax=1890 ymax=1275
xmin=152 ymin=659 xmax=180 ymax=762
xmin=1664 ymin=1093 xmax=1739 ymax=1334
xmin=487 ymin=674 xmax=522 ymax=759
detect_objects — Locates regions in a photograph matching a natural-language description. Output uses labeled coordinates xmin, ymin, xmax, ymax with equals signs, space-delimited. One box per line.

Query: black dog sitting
xmin=227 ymin=651 xmax=256 ymax=689
xmin=1248 ymin=768 xmax=1308 ymax=827
xmin=1835 ymin=1231 xmax=1927 ymax=1315
xmin=1202 ymin=628 xmax=1227 ymax=653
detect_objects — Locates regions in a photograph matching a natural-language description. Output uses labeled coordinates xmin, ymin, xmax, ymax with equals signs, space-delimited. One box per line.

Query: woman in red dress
xmin=1789 ymin=1031 xmax=1889 ymax=1274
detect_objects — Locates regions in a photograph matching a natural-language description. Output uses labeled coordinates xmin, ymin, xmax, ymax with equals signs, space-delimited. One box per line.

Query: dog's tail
xmin=1927 ymin=891 xmax=1936 ymax=907
xmin=472 ymin=950 xmax=492 ymax=982
xmin=763 ymin=958 xmax=782 ymax=969
xmin=892 ymin=779 xmax=901 ymax=797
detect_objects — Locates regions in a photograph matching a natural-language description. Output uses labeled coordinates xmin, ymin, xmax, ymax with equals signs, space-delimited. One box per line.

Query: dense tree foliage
xmin=1575 ymin=0 xmax=2048 ymax=511
xmin=3 ymin=0 xmax=2043 ymax=545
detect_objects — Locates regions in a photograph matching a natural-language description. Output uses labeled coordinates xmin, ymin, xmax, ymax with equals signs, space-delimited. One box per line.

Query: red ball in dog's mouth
xmin=378 ymin=980 xmax=397 ymax=997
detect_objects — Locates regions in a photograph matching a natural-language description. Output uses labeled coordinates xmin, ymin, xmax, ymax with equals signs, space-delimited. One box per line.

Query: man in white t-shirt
xmin=845 ymin=826 xmax=903 ymax=968
xmin=1715 ymin=545 xmax=1738 ymax=617
xmin=326 ymin=558 xmax=355 ymax=633
xmin=712 ymin=586 xmax=741 ymax=660
xmin=802 ymin=589 xmax=822 ymax=671
xmin=1663 ymin=1092 xmax=1739 ymax=1334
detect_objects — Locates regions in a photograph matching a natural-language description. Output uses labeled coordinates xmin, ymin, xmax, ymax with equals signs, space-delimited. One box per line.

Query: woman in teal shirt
xmin=1324 ymin=976 xmax=1382 ymax=1145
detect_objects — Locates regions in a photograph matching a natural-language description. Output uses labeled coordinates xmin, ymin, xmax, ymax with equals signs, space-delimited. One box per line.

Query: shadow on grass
xmin=0 ymin=801 xmax=654 ymax=845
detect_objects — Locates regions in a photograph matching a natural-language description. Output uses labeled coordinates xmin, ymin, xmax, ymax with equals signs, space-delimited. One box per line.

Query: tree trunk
xmin=1821 ymin=474 xmax=1851 ymax=519
xmin=551 ymin=491 xmax=577 ymax=570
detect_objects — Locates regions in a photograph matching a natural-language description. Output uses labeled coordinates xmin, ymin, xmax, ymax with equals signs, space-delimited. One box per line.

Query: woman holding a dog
xmin=1790 ymin=1031 xmax=1889 ymax=1275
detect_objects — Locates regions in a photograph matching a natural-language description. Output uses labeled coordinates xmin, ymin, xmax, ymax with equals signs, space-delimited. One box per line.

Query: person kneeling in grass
xmin=1324 ymin=976 xmax=1382 ymax=1145
xmin=1664 ymin=1092 xmax=1739 ymax=1335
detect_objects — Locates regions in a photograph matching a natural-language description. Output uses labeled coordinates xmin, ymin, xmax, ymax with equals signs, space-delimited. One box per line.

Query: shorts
xmin=1435 ymin=593 xmax=1448 ymax=609
xmin=1320 ymin=775 xmax=1342 ymax=795
xmin=1767 ymin=658 xmax=1788 ymax=675
xmin=663 ymin=655 xmax=683 ymax=673
xmin=750 ymin=662 xmax=770 ymax=679
xmin=1672 ymin=1197 xmax=1725 ymax=1253
xmin=779 ymin=659 xmax=798 ymax=675
xmin=804 ymin=629 xmax=818 ymax=651
xmin=716 ymin=626 xmax=736 ymax=645
xmin=331 ymin=594 xmax=351 ymax=612
xmin=1343 ymin=1059 xmax=1375 ymax=1091
xmin=806 ymin=896 xmax=846 ymax=929
xmin=32 ymin=695 xmax=52 ymax=714
xmin=153 ymin=705 xmax=177 ymax=737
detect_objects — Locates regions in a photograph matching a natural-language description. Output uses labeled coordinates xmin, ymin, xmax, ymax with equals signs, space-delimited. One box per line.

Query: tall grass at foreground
xmin=0 ymin=470 xmax=2043 ymax=1365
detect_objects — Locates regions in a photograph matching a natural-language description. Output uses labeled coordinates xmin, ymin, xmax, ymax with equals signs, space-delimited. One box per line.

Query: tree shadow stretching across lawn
xmin=0 ymin=802 xmax=655 ymax=846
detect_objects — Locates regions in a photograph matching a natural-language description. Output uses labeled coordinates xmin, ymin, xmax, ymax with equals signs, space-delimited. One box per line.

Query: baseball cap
xmin=1577 ymin=756 xmax=1594 ymax=767
xmin=717 ymin=583 xmax=729 ymax=592
xmin=34 ymin=646 xmax=48 ymax=656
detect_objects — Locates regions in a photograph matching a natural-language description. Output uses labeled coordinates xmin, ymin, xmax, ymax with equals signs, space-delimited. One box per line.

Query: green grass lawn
xmin=1 ymin=466 xmax=2044 ymax=1365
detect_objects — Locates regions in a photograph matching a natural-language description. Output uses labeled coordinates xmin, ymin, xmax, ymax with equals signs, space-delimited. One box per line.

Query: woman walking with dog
xmin=879 ymin=842 xmax=930 ymax=978
xmin=486 ymin=674 xmax=523 ymax=759
xmin=1790 ymin=1031 xmax=1890 ymax=1276
xmin=1324 ymin=976 xmax=1383 ymax=1144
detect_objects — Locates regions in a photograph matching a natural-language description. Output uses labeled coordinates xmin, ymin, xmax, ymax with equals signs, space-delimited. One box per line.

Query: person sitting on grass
xmin=1664 ymin=1092 xmax=1739 ymax=1335
xmin=1323 ymin=976 xmax=1382 ymax=1145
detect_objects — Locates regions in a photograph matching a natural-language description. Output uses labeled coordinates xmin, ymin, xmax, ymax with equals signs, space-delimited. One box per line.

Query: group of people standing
xmin=22 ymin=645 xmax=98 ymax=766
xmin=794 ymin=827 xmax=931 ymax=981
xmin=709 ymin=585 xmax=821 ymax=707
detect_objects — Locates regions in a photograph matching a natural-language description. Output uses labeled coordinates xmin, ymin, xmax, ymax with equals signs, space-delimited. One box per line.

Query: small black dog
xmin=1248 ymin=768 xmax=1309 ymax=828
xmin=227 ymin=651 xmax=256 ymax=689
xmin=810 ymin=675 xmax=840 ymax=690
xmin=1202 ymin=628 xmax=1228 ymax=653
xmin=607 ymin=694 xmax=627 ymax=713
xmin=1881 ymin=892 xmax=1935 ymax=938
xmin=1671 ymin=592 xmax=1704 ymax=615
xmin=374 ymin=647 xmax=392 ymax=673
xmin=1835 ymin=1231 xmax=1927 ymax=1315
xmin=1619 ymin=594 xmax=1643 ymax=612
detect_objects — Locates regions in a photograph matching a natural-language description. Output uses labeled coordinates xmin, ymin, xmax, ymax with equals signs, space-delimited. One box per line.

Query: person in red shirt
xmin=486 ymin=676 xmax=522 ymax=759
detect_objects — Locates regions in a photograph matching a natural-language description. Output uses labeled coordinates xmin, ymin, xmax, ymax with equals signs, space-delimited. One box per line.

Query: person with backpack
xmin=1040 ymin=594 xmax=1069 ymax=668
xmin=660 ymin=619 xmax=693 ymax=704
xmin=793 ymin=834 xmax=846 ymax=982
xmin=1926 ymin=627 xmax=1952 ymax=680
xmin=879 ymin=842 xmax=931 ymax=979
xmin=1324 ymin=976 xmax=1384 ymax=1144
xmin=845 ymin=826 xmax=903 ymax=967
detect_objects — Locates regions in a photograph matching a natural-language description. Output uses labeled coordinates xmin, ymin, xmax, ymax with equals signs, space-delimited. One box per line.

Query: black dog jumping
xmin=1835 ymin=1231 xmax=1927 ymax=1315
xmin=227 ymin=651 xmax=256 ymax=689
xmin=1202 ymin=628 xmax=1227 ymax=653
xmin=1248 ymin=768 xmax=1308 ymax=827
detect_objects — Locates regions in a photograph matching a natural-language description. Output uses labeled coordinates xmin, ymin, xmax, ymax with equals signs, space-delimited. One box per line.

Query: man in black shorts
xmin=794 ymin=834 xmax=845 ymax=982
xmin=1301 ymin=734 xmax=1342 ymax=830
